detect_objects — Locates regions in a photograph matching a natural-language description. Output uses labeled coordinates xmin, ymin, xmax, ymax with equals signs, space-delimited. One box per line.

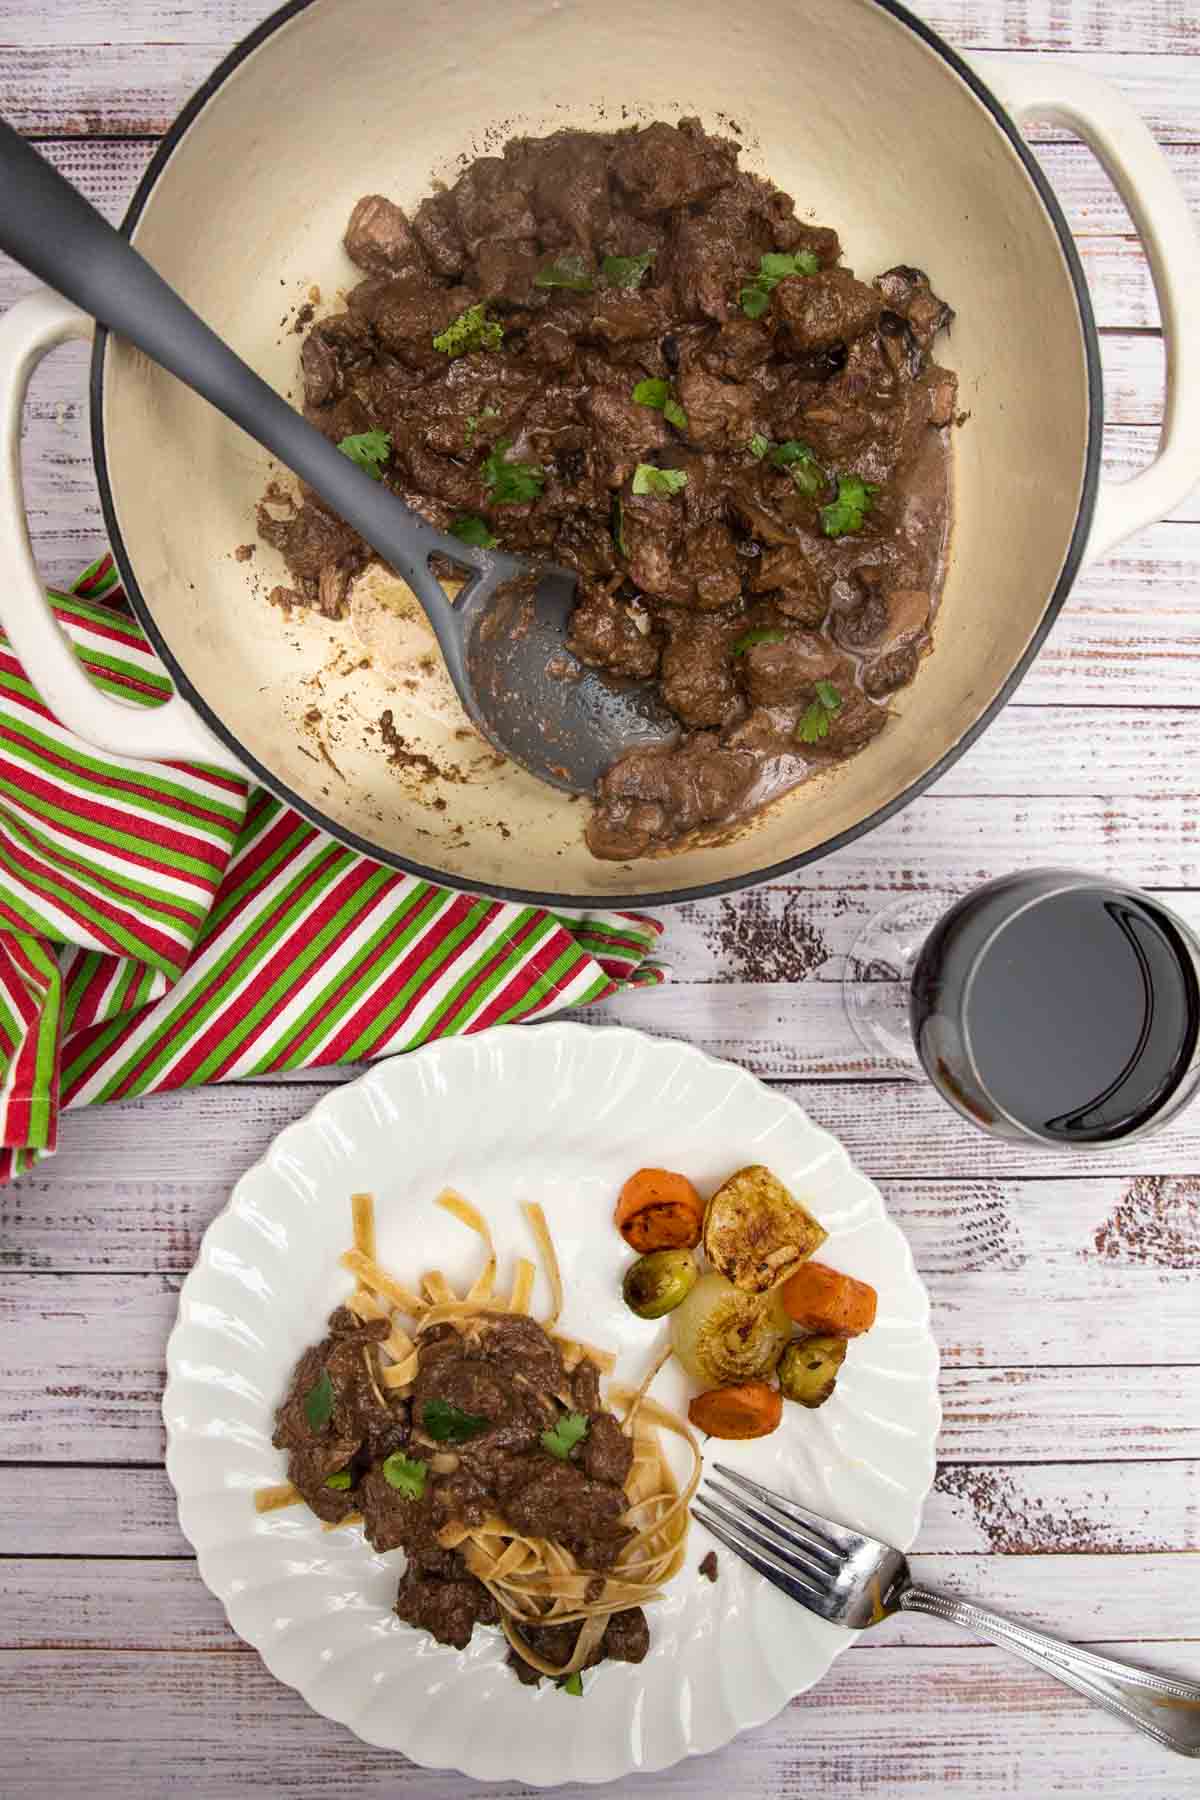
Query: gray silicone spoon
xmin=0 ymin=120 xmax=677 ymax=793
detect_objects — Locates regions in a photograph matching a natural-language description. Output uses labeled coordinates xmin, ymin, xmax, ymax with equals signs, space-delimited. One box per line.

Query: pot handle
xmin=0 ymin=287 xmax=247 ymax=772
xmin=971 ymin=53 xmax=1200 ymax=564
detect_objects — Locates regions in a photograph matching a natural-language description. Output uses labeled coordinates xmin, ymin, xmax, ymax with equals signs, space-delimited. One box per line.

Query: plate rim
xmin=163 ymin=1021 xmax=941 ymax=1783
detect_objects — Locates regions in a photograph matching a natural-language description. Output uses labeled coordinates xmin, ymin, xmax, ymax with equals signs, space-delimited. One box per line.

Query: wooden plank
xmin=8 ymin=1456 xmax=1194 ymax=1559
xmin=2 ymin=1645 xmax=1198 ymax=1798
xmin=1 ymin=0 xmax=1197 ymax=58
xmin=0 ymin=1466 xmax=190 ymax=1556
xmin=1 ymin=31 xmax=1198 ymax=141
xmin=3 ymin=1270 xmax=1199 ymax=1459
xmin=4 ymin=1550 xmax=1198 ymax=1652
xmin=9 ymin=1157 xmax=1200 ymax=1365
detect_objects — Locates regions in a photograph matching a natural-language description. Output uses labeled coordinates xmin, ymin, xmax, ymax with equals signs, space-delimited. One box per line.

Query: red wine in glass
xmin=844 ymin=871 xmax=1200 ymax=1145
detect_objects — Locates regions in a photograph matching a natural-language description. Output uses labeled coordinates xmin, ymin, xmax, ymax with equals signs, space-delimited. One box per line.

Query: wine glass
xmin=842 ymin=869 xmax=1200 ymax=1145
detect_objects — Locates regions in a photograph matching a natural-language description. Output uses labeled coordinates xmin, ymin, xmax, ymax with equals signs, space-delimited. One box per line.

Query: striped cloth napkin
xmin=0 ymin=555 xmax=664 ymax=1183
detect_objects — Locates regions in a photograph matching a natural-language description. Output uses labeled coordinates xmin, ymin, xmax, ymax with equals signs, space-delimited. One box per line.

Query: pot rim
xmin=89 ymin=0 xmax=1103 ymax=911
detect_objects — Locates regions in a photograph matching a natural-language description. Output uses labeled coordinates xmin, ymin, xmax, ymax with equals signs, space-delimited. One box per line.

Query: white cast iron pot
xmin=0 ymin=0 xmax=1197 ymax=905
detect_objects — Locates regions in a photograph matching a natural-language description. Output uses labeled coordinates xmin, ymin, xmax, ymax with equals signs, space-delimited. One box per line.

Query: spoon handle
xmin=0 ymin=118 xmax=472 ymax=612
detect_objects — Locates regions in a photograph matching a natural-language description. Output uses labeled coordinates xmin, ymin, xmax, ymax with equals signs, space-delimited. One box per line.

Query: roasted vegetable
xmin=615 ymin=1168 xmax=705 ymax=1253
xmin=780 ymin=1261 xmax=878 ymax=1338
xmin=702 ymin=1165 xmax=827 ymax=1293
xmin=623 ymin=1248 xmax=699 ymax=1319
xmin=778 ymin=1334 xmax=847 ymax=1409
xmin=689 ymin=1380 xmax=783 ymax=1440
xmin=670 ymin=1270 xmax=792 ymax=1386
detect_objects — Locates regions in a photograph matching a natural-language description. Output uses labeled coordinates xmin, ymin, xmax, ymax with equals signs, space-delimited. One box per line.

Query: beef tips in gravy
xmin=261 ymin=119 xmax=955 ymax=858
xmin=272 ymin=1309 xmax=648 ymax=1679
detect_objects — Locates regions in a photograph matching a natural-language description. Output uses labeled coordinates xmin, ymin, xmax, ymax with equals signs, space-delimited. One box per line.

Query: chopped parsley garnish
xmin=748 ymin=432 xmax=771 ymax=459
xmin=381 ymin=1451 xmax=428 ymax=1500
xmin=422 ymin=1398 xmax=490 ymax=1443
xmin=337 ymin=429 xmax=392 ymax=479
xmin=540 ymin=1411 xmax=590 ymax=1461
xmin=768 ymin=438 xmax=823 ymax=498
xmin=632 ymin=377 xmax=688 ymax=432
xmin=601 ymin=248 xmax=656 ymax=290
xmin=612 ymin=494 xmax=627 ymax=557
xmin=557 ymin=1672 xmax=585 ymax=1696
xmin=482 ymin=439 xmax=546 ymax=506
xmin=324 ymin=1469 xmax=353 ymax=1491
xmin=449 ymin=513 xmax=497 ymax=549
xmin=302 ymin=1369 xmax=334 ymax=1431
xmin=465 ymin=405 xmax=499 ymax=444
xmin=739 ymin=249 xmax=819 ymax=319
xmin=820 ymin=474 xmax=878 ymax=538
xmin=732 ymin=626 xmax=787 ymax=656
xmin=535 ymin=254 xmax=594 ymax=291
xmin=631 ymin=463 xmax=688 ymax=498
xmin=433 ymin=302 xmax=504 ymax=358
xmin=796 ymin=680 xmax=844 ymax=743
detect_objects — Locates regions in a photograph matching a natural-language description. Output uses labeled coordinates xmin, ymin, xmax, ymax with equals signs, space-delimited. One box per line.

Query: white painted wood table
xmin=2 ymin=3 xmax=1199 ymax=1795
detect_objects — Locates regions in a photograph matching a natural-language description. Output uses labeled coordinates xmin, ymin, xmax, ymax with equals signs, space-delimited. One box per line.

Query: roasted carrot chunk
xmin=615 ymin=1168 xmax=704 ymax=1253
xmin=779 ymin=1261 xmax=877 ymax=1338
xmin=688 ymin=1380 xmax=783 ymax=1440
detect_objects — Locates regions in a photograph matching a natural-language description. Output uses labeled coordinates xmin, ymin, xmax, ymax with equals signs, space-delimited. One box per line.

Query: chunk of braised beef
xmin=747 ymin=545 xmax=826 ymax=628
xmin=740 ymin=633 xmax=847 ymax=709
xmin=865 ymin=642 xmax=922 ymax=696
xmin=610 ymin=119 xmax=737 ymax=218
xmin=412 ymin=192 xmax=465 ymax=277
xmin=393 ymin=1564 xmax=500 ymax=1652
xmin=568 ymin=585 xmax=661 ymax=679
xmin=450 ymin=155 xmax=538 ymax=251
xmin=586 ymin=735 xmax=758 ymax=860
xmin=660 ymin=615 xmax=741 ymax=727
xmin=602 ymin=1607 xmax=650 ymax=1664
xmin=344 ymin=194 xmax=424 ymax=277
xmin=773 ymin=268 xmax=882 ymax=352
xmin=580 ymin=1412 xmax=634 ymax=1487
xmin=874 ymin=265 xmax=955 ymax=350
xmin=698 ymin=317 xmax=773 ymax=383
xmin=675 ymin=368 xmax=757 ymax=451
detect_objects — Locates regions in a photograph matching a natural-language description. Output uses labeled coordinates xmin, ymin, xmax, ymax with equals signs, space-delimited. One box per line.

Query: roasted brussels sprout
xmin=703 ymin=1164 xmax=827 ymax=1293
xmin=778 ymin=1334 xmax=847 ymax=1409
xmin=622 ymin=1248 xmax=699 ymax=1319
xmin=670 ymin=1271 xmax=792 ymax=1385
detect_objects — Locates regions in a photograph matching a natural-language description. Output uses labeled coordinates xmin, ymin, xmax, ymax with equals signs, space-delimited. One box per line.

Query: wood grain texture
xmin=5 ymin=1551 xmax=1199 ymax=1650
xmin=3 ymin=1645 xmax=1200 ymax=1800
xmin=4 ymin=1270 xmax=1199 ymax=1460
xmin=7 ymin=1458 xmax=1195 ymax=1558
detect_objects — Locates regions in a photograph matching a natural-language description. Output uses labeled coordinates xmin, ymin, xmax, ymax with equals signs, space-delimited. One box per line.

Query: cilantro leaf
xmin=381 ymin=1451 xmax=428 ymax=1500
xmin=433 ymin=303 xmax=504 ymax=358
xmin=324 ymin=1469 xmax=353 ymax=1491
xmin=820 ymin=474 xmax=878 ymax=538
xmin=612 ymin=495 xmax=627 ymax=558
xmin=534 ymin=254 xmax=594 ymax=292
xmin=303 ymin=1368 xmax=334 ymax=1431
xmin=540 ymin=1411 xmax=590 ymax=1460
xmin=482 ymin=439 xmax=546 ymax=507
xmin=422 ymin=1398 xmax=490 ymax=1443
xmin=337 ymin=430 xmax=392 ymax=479
xmin=739 ymin=249 xmax=819 ymax=319
xmin=632 ymin=377 xmax=669 ymax=410
xmin=601 ymin=249 xmax=656 ymax=290
xmin=449 ymin=513 xmax=497 ymax=549
xmin=558 ymin=1672 xmax=585 ymax=1696
xmin=631 ymin=464 xmax=688 ymax=498
xmin=465 ymin=405 xmax=499 ymax=445
xmin=732 ymin=626 xmax=787 ymax=656
xmin=632 ymin=377 xmax=689 ymax=433
xmin=796 ymin=682 xmax=843 ymax=744
xmin=768 ymin=438 xmax=824 ymax=498
xmin=748 ymin=433 xmax=771 ymax=460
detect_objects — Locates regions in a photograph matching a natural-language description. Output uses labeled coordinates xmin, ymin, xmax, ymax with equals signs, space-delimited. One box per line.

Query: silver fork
xmin=694 ymin=1464 xmax=1200 ymax=1756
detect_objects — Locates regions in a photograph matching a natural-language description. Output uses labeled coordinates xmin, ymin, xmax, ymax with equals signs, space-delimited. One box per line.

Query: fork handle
xmin=900 ymin=1587 xmax=1200 ymax=1757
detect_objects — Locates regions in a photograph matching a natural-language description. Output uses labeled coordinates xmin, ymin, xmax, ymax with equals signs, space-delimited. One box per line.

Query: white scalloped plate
xmin=164 ymin=1023 xmax=939 ymax=1785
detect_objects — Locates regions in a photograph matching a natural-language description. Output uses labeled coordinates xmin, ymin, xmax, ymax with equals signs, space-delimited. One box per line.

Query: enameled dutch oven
xmin=0 ymin=0 xmax=1197 ymax=906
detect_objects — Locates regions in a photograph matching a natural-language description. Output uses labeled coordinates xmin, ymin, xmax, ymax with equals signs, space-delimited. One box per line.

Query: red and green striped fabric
xmin=0 ymin=556 xmax=664 ymax=1181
